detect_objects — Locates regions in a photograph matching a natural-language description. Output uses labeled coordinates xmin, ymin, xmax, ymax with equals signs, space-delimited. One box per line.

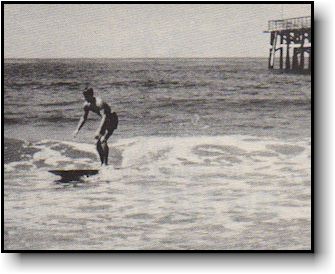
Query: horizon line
xmin=4 ymin=56 xmax=268 ymax=59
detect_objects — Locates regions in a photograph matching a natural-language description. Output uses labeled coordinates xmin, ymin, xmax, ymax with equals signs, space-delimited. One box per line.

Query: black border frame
xmin=1 ymin=0 xmax=314 ymax=253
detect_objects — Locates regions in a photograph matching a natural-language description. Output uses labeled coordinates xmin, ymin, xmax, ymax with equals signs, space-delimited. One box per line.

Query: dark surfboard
xmin=49 ymin=169 xmax=99 ymax=182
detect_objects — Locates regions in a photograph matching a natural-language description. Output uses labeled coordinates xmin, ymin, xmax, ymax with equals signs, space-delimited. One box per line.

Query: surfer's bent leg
xmin=96 ymin=139 xmax=104 ymax=165
xmin=101 ymin=130 xmax=114 ymax=165
xmin=101 ymin=140 xmax=109 ymax=165
xmin=96 ymin=122 xmax=108 ymax=165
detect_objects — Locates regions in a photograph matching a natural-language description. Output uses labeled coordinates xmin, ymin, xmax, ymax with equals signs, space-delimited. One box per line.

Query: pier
xmin=265 ymin=16 xmax=311 ymax=74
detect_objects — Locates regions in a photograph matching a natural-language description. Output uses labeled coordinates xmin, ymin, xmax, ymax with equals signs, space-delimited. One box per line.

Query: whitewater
xmin=4 ymin=135 xmax=310 ymax=250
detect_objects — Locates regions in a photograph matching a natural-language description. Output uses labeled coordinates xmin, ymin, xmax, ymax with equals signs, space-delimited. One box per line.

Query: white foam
xmin=5 ymin=135 xmax=311 ymax=186
xmin=70 ymin=135 xmax=310 ymax=188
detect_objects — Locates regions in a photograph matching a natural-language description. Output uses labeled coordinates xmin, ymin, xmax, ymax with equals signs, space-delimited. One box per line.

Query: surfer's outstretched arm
xmin=74 ymin=106 xmax=89 ymax=137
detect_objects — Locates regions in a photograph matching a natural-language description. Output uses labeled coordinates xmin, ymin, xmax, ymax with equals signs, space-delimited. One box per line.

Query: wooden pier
xmin=265 ymin=16 xmax=311 ymax=74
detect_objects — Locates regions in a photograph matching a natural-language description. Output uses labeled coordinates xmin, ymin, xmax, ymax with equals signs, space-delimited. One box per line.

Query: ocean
xmin=3 ymin=58 xmax=311 ymax=250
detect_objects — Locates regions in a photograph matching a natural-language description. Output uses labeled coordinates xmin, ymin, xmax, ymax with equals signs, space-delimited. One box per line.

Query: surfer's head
xmin=83 ymin=87 xmax=94 ymax=101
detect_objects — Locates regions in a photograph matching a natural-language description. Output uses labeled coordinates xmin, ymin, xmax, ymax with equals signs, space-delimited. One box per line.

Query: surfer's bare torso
xmin=84 ymin=97 xmax=111 ymax=117
xmin=83 ymin=97 xmax=115 ymax=140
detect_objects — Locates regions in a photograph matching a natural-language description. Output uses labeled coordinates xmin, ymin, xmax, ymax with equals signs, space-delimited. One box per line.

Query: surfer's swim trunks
xmin=100 ymin=112 xmax=118 ymax=135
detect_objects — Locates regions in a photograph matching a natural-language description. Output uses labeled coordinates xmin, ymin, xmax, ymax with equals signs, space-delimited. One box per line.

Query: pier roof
xmin=265 ymin=16 xmax=311 ymax=32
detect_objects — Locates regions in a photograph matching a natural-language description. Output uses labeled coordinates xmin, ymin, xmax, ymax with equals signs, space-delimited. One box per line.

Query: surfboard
xmin=49 ymin=169 xmax=99 ymax=182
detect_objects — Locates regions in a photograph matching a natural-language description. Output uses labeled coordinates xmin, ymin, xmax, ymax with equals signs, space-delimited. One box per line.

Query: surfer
xmin=73 ymin=87 xmax=118 ymax=165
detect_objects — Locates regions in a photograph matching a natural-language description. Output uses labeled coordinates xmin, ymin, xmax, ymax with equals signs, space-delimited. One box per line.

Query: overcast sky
xmin=4 ymin=4 xmax=311 ymax=58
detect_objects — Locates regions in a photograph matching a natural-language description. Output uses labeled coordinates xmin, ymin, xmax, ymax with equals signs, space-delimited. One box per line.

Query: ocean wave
xmin=4 ymin=138 xmax=40 ymax=164
xmin=4 ymin=81 xmax=43 ymax=88
xmin=4 ymin=135 xmax=311 ymax=185
xmin=144 ymin=97 xmax=310 ymax=112
xmin=3 ymin=117 xmax=26 ymax=125
xmin=47 ymin=81 xmax=82 ymax=87
xmin=104 ymin=79 xmax=209 ymax=89
xmin=37 ymin=100 xmax=79 ymax=107
xmin=225 ymin=98 xmax=310 ymax=109
xmin=4 ymin=113 xmax=79 ymax=126
xmin=37 ymin=115 xmax=79 ymax=124
xmin=143 ymin=79 xmax=209 ymax=89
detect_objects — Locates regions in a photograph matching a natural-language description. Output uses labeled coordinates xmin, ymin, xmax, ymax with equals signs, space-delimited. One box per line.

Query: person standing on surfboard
xmin=73 ymin=87 xmax=118 ymax=166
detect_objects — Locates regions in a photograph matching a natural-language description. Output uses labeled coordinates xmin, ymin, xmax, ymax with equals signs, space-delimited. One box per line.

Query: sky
xmin=4 ymin=4 xmax=311 ymax=58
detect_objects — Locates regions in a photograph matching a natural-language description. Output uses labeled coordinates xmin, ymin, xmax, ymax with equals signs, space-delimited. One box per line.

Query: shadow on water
xmin=49 ymin=169 xmax=99 ymax=186
xmin=54 ymin=178 xmax=87 ymax=188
